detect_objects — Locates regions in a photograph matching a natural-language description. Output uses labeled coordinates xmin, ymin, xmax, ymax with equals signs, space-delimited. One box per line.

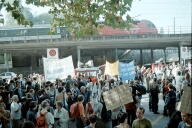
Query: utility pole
xmin=174 ymin=17 xmax=175 ymax=34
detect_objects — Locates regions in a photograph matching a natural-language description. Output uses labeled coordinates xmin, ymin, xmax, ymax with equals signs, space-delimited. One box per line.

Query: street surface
xmin=68 ymin=93 xmax=170 ymax=128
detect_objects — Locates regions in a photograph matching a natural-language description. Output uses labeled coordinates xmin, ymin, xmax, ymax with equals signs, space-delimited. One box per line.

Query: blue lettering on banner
xmin=119 ymin=60 xmax=135 ymax=81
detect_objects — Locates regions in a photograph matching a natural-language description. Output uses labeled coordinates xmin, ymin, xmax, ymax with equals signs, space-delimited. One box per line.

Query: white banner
xmin=47 ymin=48 xmax=59 ymax=59
xmin=43 ymin=56 xmax=74 ymax=82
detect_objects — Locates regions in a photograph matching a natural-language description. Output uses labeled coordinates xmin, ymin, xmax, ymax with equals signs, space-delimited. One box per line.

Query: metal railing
xmin=0 ymin=33 xmax=191 ymax=44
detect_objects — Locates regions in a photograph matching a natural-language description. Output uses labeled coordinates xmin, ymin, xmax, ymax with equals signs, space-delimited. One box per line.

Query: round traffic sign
xmin=182 ymin=47 xmax=186 ymax=52
xmin=49 ymin=49 xmax=56 ymax=56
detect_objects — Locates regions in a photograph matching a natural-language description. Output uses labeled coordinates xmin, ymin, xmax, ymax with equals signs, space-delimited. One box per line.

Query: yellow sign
xmin=104 ymin=61 xmax=119 ymax=75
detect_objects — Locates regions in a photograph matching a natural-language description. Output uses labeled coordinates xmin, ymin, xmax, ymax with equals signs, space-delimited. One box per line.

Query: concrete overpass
xmin=0 ymin=34 xmax=191 ymax=73
xmin=0 ymin=34 xmax=191 ymax=57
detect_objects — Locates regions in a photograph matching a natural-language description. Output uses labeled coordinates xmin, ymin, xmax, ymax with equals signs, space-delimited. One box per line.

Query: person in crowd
xmin=29 ymin=89 xmax=36 ymax=100
xmin=0 ymin=86 xmax=10 ymax=111
xmin=26 ymin=81 xmax=34 ymax=93
xmin=100 ymin=91 xmax=112 ymax=128
xmin=55 ymin=86 xmax=68 ymax=111
xmin=166 ymin=110 xmax=182 ymax=128
xmin=115 ymin=112 xmax=130 ymax=128
xmin=36 ymin=100 xmax=54 ymax=128
xmin=150 ymin=78 xmax=160 ymax=114
xmin=18 ymin=74 xmax=25 ymax=89
xmin=164 ymin=83 xmax=176 ymax=118
xmin=132 ymin=106 xmax=152 ymax=128
xmin=11 ymin=95 xmax=22 ymax=128
xmin=163 ymin=80 xmax=169 ymax=116
xmin=38 ymin=88 xmax=51 ymax=105
xmin=125 ymin=80 xmax=138 ymax=126
xmin=54 ymin=101 xmax=69 ymax=128
xmin=175 ymin=71 xmax=183 ymax=101
xmin=85 ymin=114 xmax=97 ymax=128
xmin=47 ymin=83 xmax=58 ymax=108
xmin=75 ymin=95 xmax=86 ymax=128
xmin=5 ymin=80 xmax=15 ymax=92
xmin=80 ymin=86 xmax=88 ymax=108
xmin=85 ymin=96 xmax=94 ymax=125
xmin=178 ymin=112 xmax=192 ymax=128
xmin=45 ymin=99 xmax=54 ymax=115
xmin=55 ymin=78 xmax=62 ymax=89
xmin=22 ymin=121 xmax=35 ymax=128
xmin=21 ymin=93 xmax=34 ymax=120
xmin=66 ymin=75 xmax=75 ymax=93
xmin=77 ymin=77 xmax=85 ymax=90
xmin=14 ymin=81 xmax=25 ymax=102
xmin=0 ymin=102 xmax=11 ymax=128
xmin=26 ymin=101 xmax=37 ymax=126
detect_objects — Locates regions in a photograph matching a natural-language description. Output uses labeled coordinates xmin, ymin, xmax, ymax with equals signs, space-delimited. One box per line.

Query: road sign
xmin=181 ymin=47 xmax=188 ymax=59
xmin=47 ymin=48 xmax=59 ymax=59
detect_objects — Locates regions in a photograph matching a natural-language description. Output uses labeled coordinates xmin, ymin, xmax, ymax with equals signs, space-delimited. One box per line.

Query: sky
xmin=2 ymin=0 xmax=192 ymax=34
xmin=128 ymin=0 xmax=191 ymax=34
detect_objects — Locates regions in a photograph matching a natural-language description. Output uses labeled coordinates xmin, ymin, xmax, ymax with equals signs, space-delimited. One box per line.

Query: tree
xmin=0 ymin=0 xmax=134 ymax=38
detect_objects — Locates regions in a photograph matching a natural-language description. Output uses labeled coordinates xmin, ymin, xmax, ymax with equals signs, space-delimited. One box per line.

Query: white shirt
xmin=54 ymin=108 xmax=69 ymax=128
xmin=37 ymin=108 xmax=54 ymax=128
xmin=11 ymin=101 xmax=21 ymax=120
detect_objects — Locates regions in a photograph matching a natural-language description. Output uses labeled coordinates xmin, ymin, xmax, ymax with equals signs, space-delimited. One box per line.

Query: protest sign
xmin=104 ymin=61 xmax=119 ymax=76
xmin=116 ymin=84 xmax=133 ymax=105
xmin=119 ymin=61 xmax=135 ymax=81
xmin=176 ymin=86 xmax=191 ymax=114
xmin=43 ymin=55 xmax=74 ymax=82
xmin=103 ymin=84 xmax=133 ymax=110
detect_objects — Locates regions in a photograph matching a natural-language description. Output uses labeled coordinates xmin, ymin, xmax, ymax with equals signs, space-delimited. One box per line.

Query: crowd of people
xmin=0 ymin=61 xmax=191 ymax=128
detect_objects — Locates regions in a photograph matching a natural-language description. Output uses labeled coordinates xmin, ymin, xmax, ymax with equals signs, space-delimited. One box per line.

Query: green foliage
xmin=0 ymin=0 xmax=33 ymax=27
xmin=1 ymin=0 xmax=135 ymax=38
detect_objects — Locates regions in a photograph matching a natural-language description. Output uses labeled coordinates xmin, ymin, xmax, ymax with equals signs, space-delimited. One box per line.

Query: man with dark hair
xmin=164 ymin=83 xmax=176 ymax=117
xmin=14 ymin=81 xmax=25 ymax=102
xmin=38 ymin=88 xmax=51 ymax=105
xmin=26 ymin=101 xmax=37 ymax=125
xmin=75 ymin=95 xmax=86 ymax=128
xmin=85 ymin=114 xmax=97 ymax=128
xmin=178 ymin=112 xmax=192 ymax=128
xmin=132 ymin=106 xmax=152 ymax=128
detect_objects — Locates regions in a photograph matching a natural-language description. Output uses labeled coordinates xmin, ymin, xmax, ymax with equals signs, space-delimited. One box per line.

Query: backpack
xmin=36 ymin=112 xmax=48 ymax=128
xmin=100 ymin=102 xmax=111 ymax=122
xmin=138 ymin=85 xmax=146 ymax=95
xmin=70 ymin=102 xmax=80 ymax=118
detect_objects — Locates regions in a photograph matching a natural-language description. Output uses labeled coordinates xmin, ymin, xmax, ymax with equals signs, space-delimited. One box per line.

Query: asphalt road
xmin=68 ymin=93 xmax=170 ymax=128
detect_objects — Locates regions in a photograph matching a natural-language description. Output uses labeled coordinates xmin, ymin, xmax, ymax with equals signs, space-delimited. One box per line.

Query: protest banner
xmin=119 ymin=61 xmax=135 ymax=81
xmin=176 ymin=86 xmax=191 ymax=114
xmin=43 ymin=55 xmax=74 ymax=82
xmin=104 ymin=61 xmax=119 ymax=76
xmin=103 ymin=84 xmax=133 ymax=110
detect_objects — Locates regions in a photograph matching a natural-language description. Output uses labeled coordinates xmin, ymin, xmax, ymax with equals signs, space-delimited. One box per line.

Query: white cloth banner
xmin=43 ymin=56 xmax=74 ymax=82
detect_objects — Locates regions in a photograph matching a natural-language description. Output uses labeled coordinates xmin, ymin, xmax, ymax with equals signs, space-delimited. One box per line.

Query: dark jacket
xmin=26 ymin=108 xmax=37 ymax=125
xmin=14 ymin=88 xmax=26 ymax=102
